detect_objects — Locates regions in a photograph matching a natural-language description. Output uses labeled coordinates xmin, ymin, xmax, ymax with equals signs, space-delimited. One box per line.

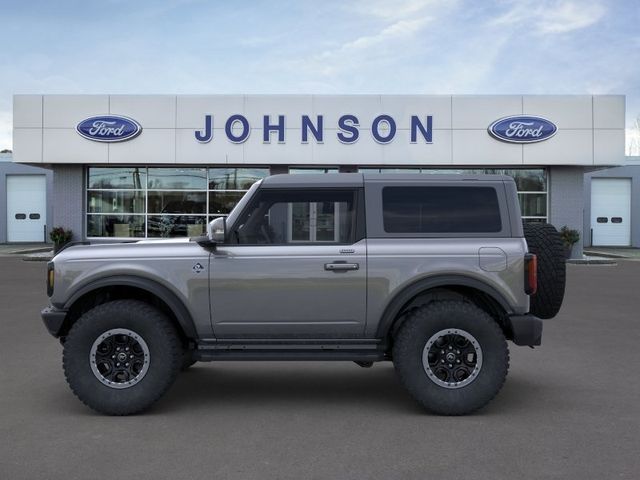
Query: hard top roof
xmin=261 ymin=173 xmax=513 ymax=188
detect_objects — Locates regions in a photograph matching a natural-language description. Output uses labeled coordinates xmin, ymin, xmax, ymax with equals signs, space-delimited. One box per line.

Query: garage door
xmin=7 ymin=175 xmax=47 ymax=242
xmin=591 ymin=178 xmax=631 ymax=246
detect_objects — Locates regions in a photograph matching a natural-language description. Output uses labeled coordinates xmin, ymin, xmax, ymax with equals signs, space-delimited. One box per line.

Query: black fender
xmin=375 ymin=274 xmax=514 ymax=338
xmin=62 ymin=275 xmax=198 ymax=339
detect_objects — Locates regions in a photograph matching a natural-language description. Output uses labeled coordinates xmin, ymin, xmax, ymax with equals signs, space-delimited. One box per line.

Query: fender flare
xmin=375 ymin=274 xmax=514 ymax=338
xmin=63 ymin=275 xmax=198 ymax=339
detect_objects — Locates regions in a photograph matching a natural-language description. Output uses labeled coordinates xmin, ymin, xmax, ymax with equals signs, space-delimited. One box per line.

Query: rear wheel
xmin=523 ymin=222 xmax=566 ymax=319
xmin=63 ymin=299 xmax=182 ymax=415
xmin=393 ymin=301 xmax=509 ymax=415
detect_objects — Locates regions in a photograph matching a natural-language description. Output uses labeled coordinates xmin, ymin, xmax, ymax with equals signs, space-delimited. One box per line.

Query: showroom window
xmin=87 ymin=167 xmax=268 ymax=238
xmin=289 ymin=167 xmax=339 ymax=174
xmin=360 ymin=167 xmax=548 ymax=223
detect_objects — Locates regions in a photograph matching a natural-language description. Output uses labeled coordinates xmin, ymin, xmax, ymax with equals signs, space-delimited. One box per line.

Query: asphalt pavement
xmin=1 ymin=256 xmax=639 ymax=479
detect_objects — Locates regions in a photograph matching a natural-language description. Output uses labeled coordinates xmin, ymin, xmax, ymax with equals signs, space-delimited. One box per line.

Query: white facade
xmin=13 ymin=94 xmax=625 ymax=167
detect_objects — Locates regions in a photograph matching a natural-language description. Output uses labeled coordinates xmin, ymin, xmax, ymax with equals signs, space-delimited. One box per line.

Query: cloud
xmin=0 ymin=111 xmax=12 ymax=150
xmin=351 ymin=0 xmax=448 ymax=20
xmin=289 ymin=16 xmax=432 ymax=77
xmin=335 ymin=16 xmax=430 ymax=52
xmin=492 ymin=0 xmax=606 ymax=34
xmin=537 ymin=1 xmax=606 ymax=33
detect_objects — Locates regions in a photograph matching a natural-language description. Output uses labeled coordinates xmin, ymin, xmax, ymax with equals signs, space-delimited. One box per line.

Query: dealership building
xmin=11 ymin=94 xmax=627 ymax=256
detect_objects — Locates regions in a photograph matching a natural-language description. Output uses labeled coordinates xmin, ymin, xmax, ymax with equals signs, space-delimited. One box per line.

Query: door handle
xmin=325 ymin=262 xmax=359 ymax=272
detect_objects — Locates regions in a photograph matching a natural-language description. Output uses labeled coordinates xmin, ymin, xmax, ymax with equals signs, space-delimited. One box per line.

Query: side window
xmin=232 ymin=190 xmax=357 ymax=245
xmin=382 ymin=186 xmax=502 ymax=234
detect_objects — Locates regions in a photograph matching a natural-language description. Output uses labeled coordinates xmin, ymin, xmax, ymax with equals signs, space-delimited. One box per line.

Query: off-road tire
xmin=63 ymin=299 xmax=182 ymax=415
xmin=393 ymin=301 xmax=509 ymax=415
xmin=523 ymin=222 xmax=566 ymax=319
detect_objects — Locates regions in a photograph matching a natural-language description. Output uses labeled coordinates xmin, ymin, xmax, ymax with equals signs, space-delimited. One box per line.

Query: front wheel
xmin=393 ymin=301 xmax=509 ymax=415
xmin=63 ymin=299 xmax=182 ymax=415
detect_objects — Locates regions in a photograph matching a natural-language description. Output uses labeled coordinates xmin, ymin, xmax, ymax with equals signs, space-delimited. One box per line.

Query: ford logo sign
xmin=76 ymin=115 xmax=142 ymax=143
xmin=488 ymin=115 xmax=557 ymax=144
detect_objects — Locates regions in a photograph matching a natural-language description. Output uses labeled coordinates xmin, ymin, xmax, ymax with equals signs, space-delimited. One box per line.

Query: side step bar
xmin=194 ymin=339 xmax=388 ymax=362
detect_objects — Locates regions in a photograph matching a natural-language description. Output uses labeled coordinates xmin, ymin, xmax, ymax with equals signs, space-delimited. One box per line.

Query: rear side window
xmin=382 ymin=186 xmax=502 ymax=233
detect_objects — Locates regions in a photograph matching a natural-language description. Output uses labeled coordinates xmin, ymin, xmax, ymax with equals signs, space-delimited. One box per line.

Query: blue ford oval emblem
xmin=488 ymin=115 xmax=557 ymax=144
xmin=76 ymin=115 xmax=142 ymax=143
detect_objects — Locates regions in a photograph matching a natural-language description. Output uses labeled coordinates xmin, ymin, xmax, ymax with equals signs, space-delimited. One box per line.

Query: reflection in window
xmin=88 ymin=191 xmax=145 ymax=214
xmin=147 ymin=215 xmax=206 ymax=238
xmin=87 ymin=215 xmax=146 ymax=238
xmin=88 ymin=167 xmax=145 ymax=189
xmin=148 ymin=192 xmax=206 ymax=214
xmin=209 ymin=191 xmax=247 ymax=215
xmin=208 ymin=168 xmax=269 ymax=190
xmin=147 ymin=168 xmax=207 ymax=190
xmin=518 ymin=193 xmax=547 ymax=217
xmin=87 ymin=167 xmax=268 ymax=239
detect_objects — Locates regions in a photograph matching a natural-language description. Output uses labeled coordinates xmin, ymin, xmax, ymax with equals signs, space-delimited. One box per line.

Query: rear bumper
xmin=507 ymin=314 xmax=543 ymax=346
xmin=41 ymin=306 xmax=68 ymax=338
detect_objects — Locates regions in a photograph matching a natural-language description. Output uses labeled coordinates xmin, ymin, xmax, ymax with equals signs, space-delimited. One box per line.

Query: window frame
xmin=364 ymin=180 xmax=512 ymax=239
xmin=226 ymin=187 xmax=365 ymax=246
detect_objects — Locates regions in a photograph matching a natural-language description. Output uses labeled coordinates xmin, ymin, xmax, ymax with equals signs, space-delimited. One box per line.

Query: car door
xmin=210 ymin=188 xmax=367 ymax=338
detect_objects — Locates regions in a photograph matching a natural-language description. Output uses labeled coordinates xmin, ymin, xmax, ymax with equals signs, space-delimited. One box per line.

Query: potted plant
xmin=50 ymin=227 xmax=73 ymax=254
xmin=559 ymin=226 xmax=580 ymax=259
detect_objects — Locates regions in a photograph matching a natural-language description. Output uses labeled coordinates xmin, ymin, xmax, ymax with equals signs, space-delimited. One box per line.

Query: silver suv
xmin=41 ymin=174 xmax=566 ymax=415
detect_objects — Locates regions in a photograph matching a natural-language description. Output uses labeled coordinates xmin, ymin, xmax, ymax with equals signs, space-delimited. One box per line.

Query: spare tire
xmin=523 ymin=223 xmax=566 ymax=319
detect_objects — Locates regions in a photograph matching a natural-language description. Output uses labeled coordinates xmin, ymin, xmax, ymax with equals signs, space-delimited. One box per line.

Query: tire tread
xmin=393 ymin=300 xmax=509 ymax=415
xmin=63 ymin=299 xmax=182 ymax=415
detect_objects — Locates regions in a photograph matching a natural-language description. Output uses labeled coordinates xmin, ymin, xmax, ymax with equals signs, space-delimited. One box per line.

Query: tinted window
xmin=382 ymin=186 xmax=502 ymax=233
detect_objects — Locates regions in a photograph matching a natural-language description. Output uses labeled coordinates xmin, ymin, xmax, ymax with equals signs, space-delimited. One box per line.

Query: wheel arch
xmin=60 ymin=275 xmax=198 ymax=341
xmin=376 ymin=275 xmax=514 ymax=341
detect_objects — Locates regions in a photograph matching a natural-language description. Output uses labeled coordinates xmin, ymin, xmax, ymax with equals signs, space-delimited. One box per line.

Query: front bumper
xmin=507 ymin=314 xmax=543 ymax=346
xmin=41 ymin=306 xmax=68 ymax=338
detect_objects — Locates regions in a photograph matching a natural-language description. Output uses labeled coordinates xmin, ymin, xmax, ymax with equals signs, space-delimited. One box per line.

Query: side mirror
xmin=208 ymin=217 xmax=226 ymax=243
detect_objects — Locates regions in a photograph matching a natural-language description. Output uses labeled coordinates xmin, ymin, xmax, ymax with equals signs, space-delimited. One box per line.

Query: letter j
xmin=195 ymin=115 xmax=213 ymax=143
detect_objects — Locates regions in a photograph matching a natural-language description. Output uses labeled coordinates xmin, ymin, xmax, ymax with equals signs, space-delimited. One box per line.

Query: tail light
xmin=524 ymin=253 xmax=537 ymax=295
xmin=47 ymin=262 xmax=54 ymax=297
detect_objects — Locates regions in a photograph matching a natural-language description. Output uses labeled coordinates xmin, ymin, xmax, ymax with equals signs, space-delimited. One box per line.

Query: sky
xmin=0 ymin=0 xmax=639 ymax=153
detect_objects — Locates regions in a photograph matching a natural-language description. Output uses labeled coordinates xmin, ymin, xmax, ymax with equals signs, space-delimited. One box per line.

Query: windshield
xmin=216 ymin=180 xmax=262 ymax=232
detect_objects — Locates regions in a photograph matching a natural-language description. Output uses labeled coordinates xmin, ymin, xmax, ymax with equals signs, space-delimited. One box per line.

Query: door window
xmin=232 ymin=190 xmax=357 ymax=245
